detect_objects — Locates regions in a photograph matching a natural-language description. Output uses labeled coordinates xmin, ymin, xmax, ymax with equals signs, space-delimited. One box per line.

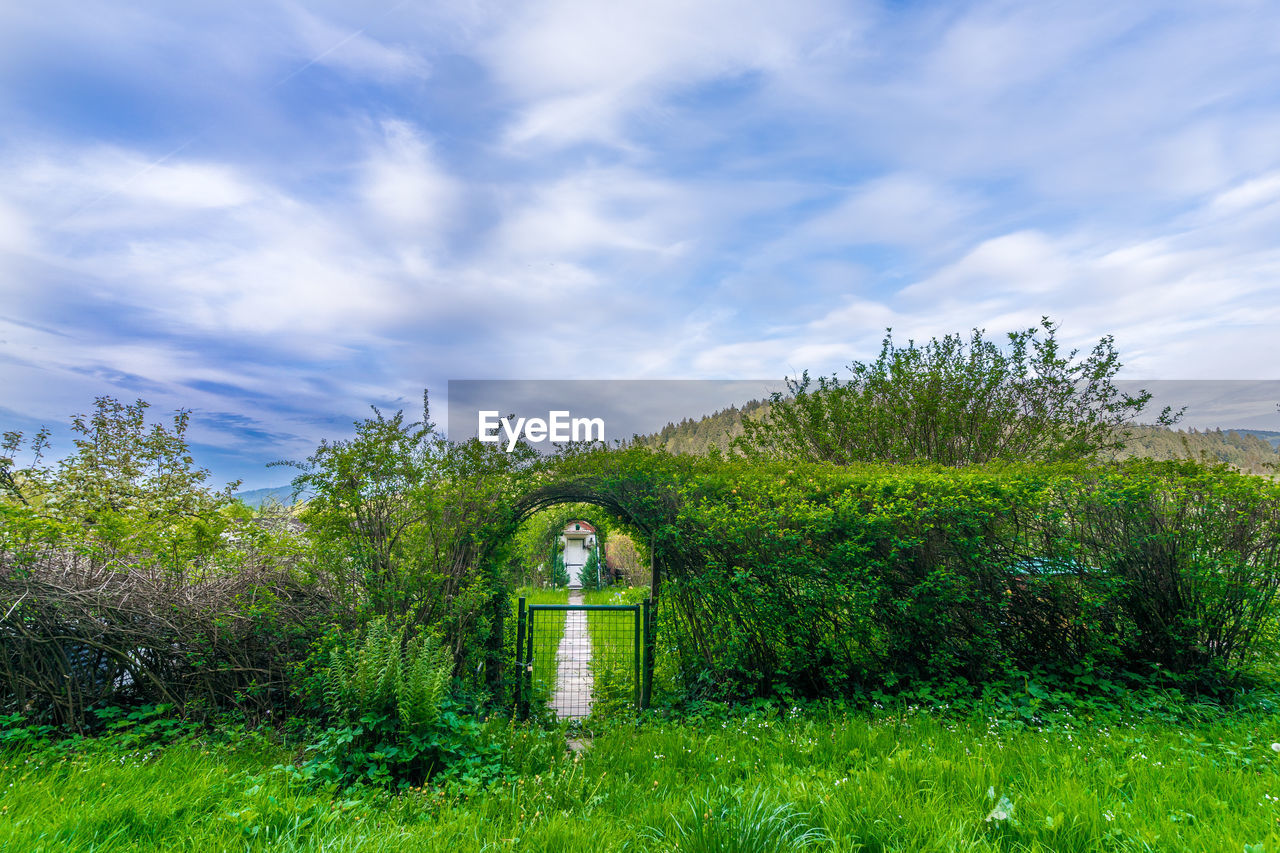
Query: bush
xmin=0 ymin=548 xmax=330 ymax=730
xmin=280 ymin=393 xmax=543 ymax=690
xmin=583 ymin=547 xmax=602 ymax=589
xmin=652 ymin=455 xmax=1280 ymax=699
xmin=0 ymin=398 xmax=328 ymax=729
xmin=735 ymin=318 xmax=1179 ymax=466
xmin=297 ymin=616 xmax=499 ymax=789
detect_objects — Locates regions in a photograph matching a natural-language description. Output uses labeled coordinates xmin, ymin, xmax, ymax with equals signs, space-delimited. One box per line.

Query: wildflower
xmin=985 ymin=795 xmax=1015 ymax=824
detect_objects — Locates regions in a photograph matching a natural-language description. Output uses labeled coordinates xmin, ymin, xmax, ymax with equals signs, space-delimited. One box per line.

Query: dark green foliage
xmin=658 ymin=455 xmax=1280 ymax=698
xmin=0 ymin=704 xmax=200 ymax=752
xmin=549 ymin=550 xmax=570 ymax=588
xmin=297 ymin=617 xmax=497 ymax=789
xmin=736 ymin=318 xmax=1179 ymax=466
xmin=546 ymin=446 xmax=1280 ymax=700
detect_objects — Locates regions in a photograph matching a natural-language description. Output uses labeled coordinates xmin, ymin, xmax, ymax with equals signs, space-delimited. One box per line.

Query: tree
xmin=280 ymin=393 xmax=542 ymax=663
xmin=736 ymin=318 xmax=1180 ymax=467
xmin=1 ymin=399 xmax=323 ymax=729
xmin=2 ymin=397 xmax=238 ymax=573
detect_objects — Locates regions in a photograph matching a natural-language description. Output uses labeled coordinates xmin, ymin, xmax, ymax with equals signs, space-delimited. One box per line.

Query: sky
xmin=3 ymin=0 xmax=1280 ymax=488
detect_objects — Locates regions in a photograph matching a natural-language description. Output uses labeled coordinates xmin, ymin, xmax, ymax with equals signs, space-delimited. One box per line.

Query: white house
xmin=559 ymin=520 xmax=598 ymax=589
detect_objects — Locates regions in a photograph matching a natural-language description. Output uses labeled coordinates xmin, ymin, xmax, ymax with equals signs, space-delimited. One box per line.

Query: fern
xmin=398 ymin=633 xmax=453 ymax=732
xmin=321 ymin=617 xmax=453 ymax=728
xmin=323 ymin=645 xmax=353 ymax=721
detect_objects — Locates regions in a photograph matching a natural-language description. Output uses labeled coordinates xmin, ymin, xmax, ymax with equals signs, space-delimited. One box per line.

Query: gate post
xmin=515 ymin=596 xmax=526 ymax=714
xmin=641 ymin=598 xmax=655 ymax=709
xmin=633 ymin=604 xmax=642 ymax=710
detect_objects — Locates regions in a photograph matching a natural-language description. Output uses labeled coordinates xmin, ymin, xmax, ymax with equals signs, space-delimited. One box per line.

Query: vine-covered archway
xmin=511 ymin=468 xmax=682 ymax=602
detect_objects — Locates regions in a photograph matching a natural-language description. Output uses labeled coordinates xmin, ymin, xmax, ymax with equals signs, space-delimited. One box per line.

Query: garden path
xmin=549 ymin=590 xmax=593 ymax=718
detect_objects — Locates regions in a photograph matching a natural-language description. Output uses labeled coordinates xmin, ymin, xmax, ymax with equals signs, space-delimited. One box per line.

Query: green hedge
xmin=653 ymin=457 xmax=1280 ymax=698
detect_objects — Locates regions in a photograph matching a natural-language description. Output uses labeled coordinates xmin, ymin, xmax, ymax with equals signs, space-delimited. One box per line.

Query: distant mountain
xmin=1230 ymin=429 xmax=1280 ymax=450
xmin=631 ymin=399 xmax=770 ymax=455
xmin=1112 ymin=426 xmax=1280 ymax=476
xmin=233 ymin=485 xmax=300 ymax=509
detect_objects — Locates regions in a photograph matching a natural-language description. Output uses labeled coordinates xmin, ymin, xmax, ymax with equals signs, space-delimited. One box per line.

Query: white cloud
xmin=900 ymin=231 xmax=1076 ymax=301
xmin=488 ymin=167 xmax=696 ymax=260
xmin=360 ymin=120 xmax=459 ymax=238
xmin=15 ymin=148 xmax=258 ymax=234
xmin=286 ymin=2 xmax=431 ymax=82
xmin=481 ymin=0 xmax=854 ymax=148
xmin=1211 ymin=171 xmax=1280 ymax=213
xmin=0 ymin=199 xmax=31 ymax=257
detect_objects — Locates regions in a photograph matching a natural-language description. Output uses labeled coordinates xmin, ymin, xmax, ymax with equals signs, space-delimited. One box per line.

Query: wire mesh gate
xmin=515 ymin=599 xmax=655 ymax=719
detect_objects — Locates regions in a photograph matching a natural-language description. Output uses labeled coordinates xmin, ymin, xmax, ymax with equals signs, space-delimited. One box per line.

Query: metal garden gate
xmin=515 ymin=598 xmax=655 ymax=718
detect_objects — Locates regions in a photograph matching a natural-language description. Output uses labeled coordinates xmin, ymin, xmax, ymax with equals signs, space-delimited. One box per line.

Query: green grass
xmin=515 ymin=587 xmax=568 ymax=708
xmin=9 ymin=704 xmax=1280 ymax=851
xmin=583 ymin=586 xmax=649 ymax=719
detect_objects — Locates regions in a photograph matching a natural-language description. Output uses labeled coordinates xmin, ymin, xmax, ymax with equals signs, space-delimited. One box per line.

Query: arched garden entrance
xmin=502 ymin=474 xmax=679 ymax=718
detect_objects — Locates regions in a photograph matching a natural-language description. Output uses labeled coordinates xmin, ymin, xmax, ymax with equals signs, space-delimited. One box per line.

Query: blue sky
xmin=3 ymin=1 xmax=1280 ymax=488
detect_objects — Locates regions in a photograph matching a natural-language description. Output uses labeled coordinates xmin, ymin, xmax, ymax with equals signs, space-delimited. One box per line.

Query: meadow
xmin=5 ymin=697 xmax=1280 ymax=851
xmin=6 ymin=584 xmax=1280 ymax=851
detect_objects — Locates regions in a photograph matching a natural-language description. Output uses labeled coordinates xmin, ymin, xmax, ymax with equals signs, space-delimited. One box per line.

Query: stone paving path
xmin=549 ymin=590 xmax=593 ymax=719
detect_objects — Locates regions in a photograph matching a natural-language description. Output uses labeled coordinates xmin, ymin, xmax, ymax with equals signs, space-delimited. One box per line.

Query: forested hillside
xmin=1112 ymin=424 xmax=1280 ymax=475
xmin=631 ymin=398 xmax=769 ymax=455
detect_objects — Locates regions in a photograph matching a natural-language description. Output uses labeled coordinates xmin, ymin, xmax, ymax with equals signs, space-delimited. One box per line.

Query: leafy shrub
xmin=735 ymin=318 xmax=1179 ymax=466
xmin=280 ymin=394 xmax=543 ymax=691
xmin=0 ymin=397 xmax=330 ymax=730
xmin=298 ymin=616 xmax=500 ymax=789
xmin=323 ymin=616 xmax=452 ymax=733
xmin=545 ymin=448 xmax=1280 ymax=700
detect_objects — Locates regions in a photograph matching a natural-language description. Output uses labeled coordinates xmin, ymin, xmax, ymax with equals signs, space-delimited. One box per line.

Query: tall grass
xmin=516 ymin=587 xmax=568 ymax=709
xmin=7 ymin=704 xmax=1280 ymax=851
xmin=584 ymin=586 xmax=648 ymax=719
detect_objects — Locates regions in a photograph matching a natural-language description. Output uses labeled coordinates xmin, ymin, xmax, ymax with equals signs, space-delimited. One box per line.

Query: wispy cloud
xmin=2 ymin=0 xmax=1280 ymax=485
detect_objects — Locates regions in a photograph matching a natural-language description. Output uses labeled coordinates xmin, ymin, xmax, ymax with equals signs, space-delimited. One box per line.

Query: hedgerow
xmin=648 ymin=455 xmax=1280 ymax=699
